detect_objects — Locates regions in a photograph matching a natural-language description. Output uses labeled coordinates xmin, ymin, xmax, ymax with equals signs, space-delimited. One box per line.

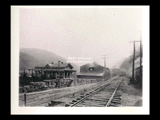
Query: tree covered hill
xmin=20 ymin=48 xmax=80 ymax=72
xmin=119 ymin=48 xmax=142 ymax=77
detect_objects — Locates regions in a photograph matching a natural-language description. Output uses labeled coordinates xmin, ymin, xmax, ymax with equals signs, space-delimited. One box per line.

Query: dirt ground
xmin=118 ymin=76 xmax=142 ymax=106
xmin=49 ymin=76 xmax=143 ymax=107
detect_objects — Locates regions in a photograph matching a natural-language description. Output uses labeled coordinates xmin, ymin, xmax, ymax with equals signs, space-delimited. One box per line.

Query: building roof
xmin=47 ymin=63 xmax=68 ymax=68
xmin=64 ymin=67 xmax=76 ymax=71
xmin=81 ymin=62 xmax=100 ymax=67
xmin=34 ymin=68 xmax=76 ymax=72
xmin=80 ymin=62 xmax=109 ymax=69
xmin=35 ymin=62 xmax=74 ymax=69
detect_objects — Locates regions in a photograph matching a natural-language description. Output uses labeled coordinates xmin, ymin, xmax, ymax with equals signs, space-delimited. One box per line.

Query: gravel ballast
xmin=118 ymin=76 xmax=142 ymax=106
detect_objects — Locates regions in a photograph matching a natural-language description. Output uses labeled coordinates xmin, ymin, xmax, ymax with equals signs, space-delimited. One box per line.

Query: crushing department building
xmin=77 ymin=62 xmax=110 ymax=80
xmin=34 ymin=62 xmax=76 ymax=79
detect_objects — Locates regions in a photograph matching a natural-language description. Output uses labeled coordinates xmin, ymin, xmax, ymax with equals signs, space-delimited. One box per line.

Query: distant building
xmin=77 ymin=62 xmax=110 ymax=80
xmin=34 ymin=62 xmax=76 ymax=79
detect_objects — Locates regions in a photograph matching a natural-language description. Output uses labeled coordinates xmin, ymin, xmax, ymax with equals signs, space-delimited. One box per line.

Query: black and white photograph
xmin=11 ymin=5 xmax=149 ymax=114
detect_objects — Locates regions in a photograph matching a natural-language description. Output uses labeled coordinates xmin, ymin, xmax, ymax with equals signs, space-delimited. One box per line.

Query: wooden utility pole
xmin=32 ymin=68 xmax=33 ymax=82
xmin=58 ymin=61 xmax=60 ymax=87
xmin=58 ymin=61 xmax=61 ymax=78
xmin=129 ymin=40 xmax=140 ymax=84
xmin=140 ymin=38 xmax=142 ymax=67
xmin=101 ymin=54 xmax=107 ymax=68
xmin=23 ymin=69 xmax=26 ymax=86
xmin=140 ymin=32 xmax=142 ymax=68
xmin=23 ymin=68 xmax=27 ymax=106
xmin=102 ymin=54 xmax=108 ymax=80
xmin=139 ymin=38 xmax=143 ymax=82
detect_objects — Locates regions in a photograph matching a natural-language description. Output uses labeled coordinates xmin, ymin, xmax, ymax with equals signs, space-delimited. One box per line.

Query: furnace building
xmin=77 ymin=62 xmax=110 ymax=80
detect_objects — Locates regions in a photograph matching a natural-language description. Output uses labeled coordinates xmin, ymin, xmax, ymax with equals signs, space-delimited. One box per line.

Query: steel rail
xmin=20 ymin=81 xmax=106 ymax=106
xmin=105 ymin=79 xmax=123 ymax=107
xmin=69 ymin=80 xmax=115 ymax=107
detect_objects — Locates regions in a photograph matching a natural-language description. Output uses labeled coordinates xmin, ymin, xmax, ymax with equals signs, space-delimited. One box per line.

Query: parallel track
xmin=66 ymin=78 xmax=123 ymax=107
xmin=19 ymin=80 xmax=112 ymax=106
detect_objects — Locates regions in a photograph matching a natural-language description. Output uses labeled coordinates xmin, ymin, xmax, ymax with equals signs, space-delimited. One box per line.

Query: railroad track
xmin=19 ymin=79 xmax=114 ymax=106
xmin=65 ymin=78 xmax=123 ymax=107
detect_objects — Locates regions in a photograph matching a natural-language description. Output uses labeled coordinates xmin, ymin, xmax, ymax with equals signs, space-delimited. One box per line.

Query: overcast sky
xmin=19 ymin=6 xmax=142 ymax=68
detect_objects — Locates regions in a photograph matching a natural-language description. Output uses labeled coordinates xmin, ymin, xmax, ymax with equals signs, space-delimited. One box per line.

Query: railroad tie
xmin=72 ymin=100 xmax=77 ymax=102
xmin=86 ymin=98 xmax=108 ymax=102
xmin=109 ymin=103 xmax=115 ymax=106
xmin=48 ymin=102 xmax=52 ymax=106
xmin=65 ymin=104 xmax=70 ymax=107
xmin=112 ymin=98 xmax=121 ymax=101
xmin=80 ymin=95 xmax=84 ymax=98
xmin=86 ymin=93 xmax=90 ymax=96
xmin=111 ymin=101 xmax=121 ymax=104
xmin=76 ymin=98 xmax=81 ymax=100
xmin=113 ymin=98 xmax=121 ymax=101
xmin=114 ymin=94 xmax=121 ymax=97
xmin=113 ymin=96 xmax=121 ymax=99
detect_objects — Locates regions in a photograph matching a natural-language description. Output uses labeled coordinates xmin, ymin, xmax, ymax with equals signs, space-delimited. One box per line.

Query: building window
xmin=89 ymin=67 xmax=95 ymax=71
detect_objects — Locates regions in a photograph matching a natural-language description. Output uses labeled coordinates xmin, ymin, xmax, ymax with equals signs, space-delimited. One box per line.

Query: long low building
xmin=77 ymin=62 xmax=110 ymax=80
xmin=34 ymin=62 xmax=76 ymax=79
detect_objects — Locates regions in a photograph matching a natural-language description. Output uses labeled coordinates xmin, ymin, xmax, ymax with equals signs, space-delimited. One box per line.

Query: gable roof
xmin=80 ymin=62 xmax=109 ymax=69
xmin=45 ymin=63 xmax=73 ymax=69
xmin=81 ymin=62 xmax=99 ymax=67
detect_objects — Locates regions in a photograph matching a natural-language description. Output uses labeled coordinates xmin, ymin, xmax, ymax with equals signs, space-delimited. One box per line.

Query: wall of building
xmin=80 ymin=64 xmax=105 ymax=73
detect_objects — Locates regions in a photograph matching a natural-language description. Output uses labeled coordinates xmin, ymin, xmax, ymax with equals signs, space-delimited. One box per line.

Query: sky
xmin=19 ymin=6 xmax=142 ymax=68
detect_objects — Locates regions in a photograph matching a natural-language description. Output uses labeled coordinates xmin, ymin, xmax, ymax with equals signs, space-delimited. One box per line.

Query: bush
xmin=23 ymin=85 xmax=34 ymax=92
xmin=19 ymin=82 xmax=48 ymax=93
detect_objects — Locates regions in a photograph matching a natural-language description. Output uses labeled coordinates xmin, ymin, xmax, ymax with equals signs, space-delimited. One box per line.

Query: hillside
xmin=119 ymin=48 xmax=142 ymax=77
xmin=20 ymin=48 xmax=80 ymax=72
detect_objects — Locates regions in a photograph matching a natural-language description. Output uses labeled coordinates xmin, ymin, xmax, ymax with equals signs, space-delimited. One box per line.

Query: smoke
xmin=119 ymin=47 xmax=142 ymax=77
